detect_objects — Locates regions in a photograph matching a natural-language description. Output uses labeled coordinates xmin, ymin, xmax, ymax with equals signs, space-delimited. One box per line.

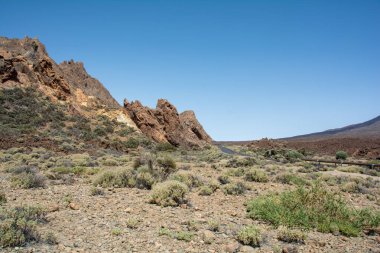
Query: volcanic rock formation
xmin=1 ymin=36 xmax=212 ymax=148
xmin=124 ymin=99 xmax=212 ymax=148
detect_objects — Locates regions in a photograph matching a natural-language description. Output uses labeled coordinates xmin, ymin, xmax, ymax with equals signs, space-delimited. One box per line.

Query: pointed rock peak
xmin=124 ymin=98 xmax=212 ymax=148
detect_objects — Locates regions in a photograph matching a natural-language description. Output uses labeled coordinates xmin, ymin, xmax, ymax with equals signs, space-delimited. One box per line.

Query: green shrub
xmin=111 ymin=228 xmax=122 ymax=236
xmin=277 ymin=226 xmax=306 ymax=243
xmin=285 ymin=150 xmax=304 ymax=161
xmin=217 ymin=175 xmax=230 ymax=185
xmin=245 ymin=169 xmax=269 ymax=183
xmin=155 ymin=142 xmax=176 ymax=152
xmin=44 ymin=232 xmax=58 ymax=245
xmin=226 ymin=168 xmax=245 ymax=177
xmin=336 ymin=151 xmax=348 ymax=160
xmin=0 ymin=206 xmax=46 ymax=247
xmin=170 ymin=171 xmax=203 ymax=188
xmin=226 ymin=157 xmax=256 ymax=168
xmin=158 ymin=228 xmax=194 ymax=242
xmin=340 ymin=182 xmax=359 ymax=193
xmin=11 ymin=167 xmax=46 ymax=189
xmin=135 ymin=171 xmax=156 ymax=190
xmin=126 ymin=218 xmax=139 ymax=229
xmin=90 ymin=186 xmax=105 ymax=196
xmin=124 ymin=137 xmax=139 ymax=149
xmin=276 ymin=173 xmax=308 ymax=186
xmin=208 ymin=220 xmax=220 ymax=232
xmin=223 ymin=182 xmax=247 ymax=195
xmin=157 ymin=156 xmax=177 ymax=170
xmin=93 ymin=169 xmax=136 ymax=188
xmin=246 ymin=183 xmax=380 ymax=236
xmin=157 ymin=156 xmax=178 ymax=178
xmin=175 ymin=231 xmax=195 ymax=242
xmin=198 ymin=186 xmax=213 ymax=196
xmin=101 ymin=158 xmax=119 ymax=166
xmin=0 ymin=192 xmax=6 ymax=205
xmin=237 ymin=225 xmax=261 ymax=247
xmin=150 ymin=180 xmax=189 ymax=207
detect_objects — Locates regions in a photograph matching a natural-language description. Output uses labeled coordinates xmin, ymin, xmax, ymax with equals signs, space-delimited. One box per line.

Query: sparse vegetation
xmin=0 ymin=192 xmax=6 ymax=205
xmin=10 ymin=166 xmax=46 ymax=189
xmin=0 ymin=206 xmax=46 ymax=247
xmin=223 ymin=182 xmax=247 ymax=195
xmin=126 ymin=218 xmax=139 ymax=229
xmin=150 ymin=180 xmax=189 ymax=207
xmin=247 ymin=183 xmax=380 ymax=236
xmin=237 ymin=225 xmax=262 ymax=247
xmin=170 ymin=171 xmax=203 ymax=188
xmin=285 ymin=150 xmax=304 ymax=161
xmin=244 ymin=168 xmax=269 ymax=182
xmin=277 ymin=226 xmax=306 ymax=243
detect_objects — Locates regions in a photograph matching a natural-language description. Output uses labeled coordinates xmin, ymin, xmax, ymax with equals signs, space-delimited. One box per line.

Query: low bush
xmin=135 ymin=171 xmax=156 ymax=190
xmin=246 ymin=183 xmax=380 ymax=236
xmin=226 ymin=157 xmax=256 ymax=168
xmin=336 ymin=151 xmax=348 ymax=160
xmin=0 ymin=206 xmax=46 ymax=247
xmin=223 ymin=182 xmax=246 ymax=195
xmin=90 ymin=186 xmax=105 ymax=196
xmin=245 ymin=169 xmax=269 ymax=183
xmin=277 ymin=226 xmax=306 ymax=243
xmin=124 ymin=137 xmax=139 ymax=149
xmin=0 ymin=192 xmax=6 ymax=205
xmin=126 ymin=218 xmax=139 ymax=229
xmin=150 ymin=180 xmax=189 ymax=207
xmin=285 ymin=150 xmax=304 ymax=161
xmin=237 ymin=225 xmax=262 ymax=247
xmin=155 ymin=142 xmax=176 ymax=152
xmin=198 ymin=186 xmax=213 ymax=196
xmin=93 ymin=169 xmax=136 ymax=188
xmin=170 ymin=171 xmax=203 ymax=188
xmin=158 ymin=227 xmax=195 ymax=242
xmin=276 ymin=173 xmax=308 ymax=186
xmin=208 ymin=220 xmax=220 ymax=232
xmin=217 ymin=175 xmax=230 ymax=185
xmin=10 ymin=166 xmax=46 ymax=189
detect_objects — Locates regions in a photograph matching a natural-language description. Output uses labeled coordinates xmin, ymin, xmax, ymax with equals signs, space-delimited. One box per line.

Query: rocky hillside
xmin=0 ymin=37 xmax=212 ymax=149
xmin=285 ymin=115 xmax=380 ymax=140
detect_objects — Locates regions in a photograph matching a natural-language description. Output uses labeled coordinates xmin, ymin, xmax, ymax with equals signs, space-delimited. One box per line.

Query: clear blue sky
xmin=1 ymin=0 xmax=379 ymax=140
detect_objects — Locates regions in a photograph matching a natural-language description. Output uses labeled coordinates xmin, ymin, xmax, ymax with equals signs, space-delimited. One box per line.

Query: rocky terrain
xmin=1 ymin=37 xmax=379 ymax=253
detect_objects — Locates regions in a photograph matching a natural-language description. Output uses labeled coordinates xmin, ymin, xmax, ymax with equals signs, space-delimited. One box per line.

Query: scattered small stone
xmin=48 ymin=204 xmax=60 ymax=212
xmin=69 ymin=202 xmax=80 ymax=210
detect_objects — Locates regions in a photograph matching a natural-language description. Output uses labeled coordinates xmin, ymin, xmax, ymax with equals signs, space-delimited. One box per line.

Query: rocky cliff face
xmin=0 ymin=37 xmax=71 ymax=100
xmin=124 ymin=99 xmax=212 ymax=148
xmin=59 ymin=60 xmax=119 ymax=108
xmin=0 ymin=36 xmax=137 ymax=128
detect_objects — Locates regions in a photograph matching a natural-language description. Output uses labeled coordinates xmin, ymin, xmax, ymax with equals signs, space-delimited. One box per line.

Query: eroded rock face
xmin=124 ymin=99 xmax=212 ymax=148
xmin=59 ymin=60 xmax=119 ymax=108
xmin=0 ymin=37 xmax=71 ymax=100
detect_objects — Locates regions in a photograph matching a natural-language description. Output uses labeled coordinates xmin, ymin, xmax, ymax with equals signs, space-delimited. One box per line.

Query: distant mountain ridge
xmin=285 ymin=115 xmax=380 ymax=140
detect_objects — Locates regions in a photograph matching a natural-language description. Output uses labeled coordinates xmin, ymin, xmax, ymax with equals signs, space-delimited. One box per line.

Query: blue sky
xmin=1 ymin=0 xmax=379 ymax=140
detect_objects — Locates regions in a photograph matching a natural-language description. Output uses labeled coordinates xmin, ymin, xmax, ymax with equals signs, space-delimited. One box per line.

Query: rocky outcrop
xmin=0 ymin=36 xmax=138 ymax=129
xmin=59 ymin=60 xmax=119 ymax=108
xmin=124 ymin=99 xmax=212 ymax=148
xmin=0 ymin=37 xmax=71 ymax=100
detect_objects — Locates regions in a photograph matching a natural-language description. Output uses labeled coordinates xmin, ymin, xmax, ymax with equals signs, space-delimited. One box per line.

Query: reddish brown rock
xmin=124 ymin=99 xmax=212 ymax=148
